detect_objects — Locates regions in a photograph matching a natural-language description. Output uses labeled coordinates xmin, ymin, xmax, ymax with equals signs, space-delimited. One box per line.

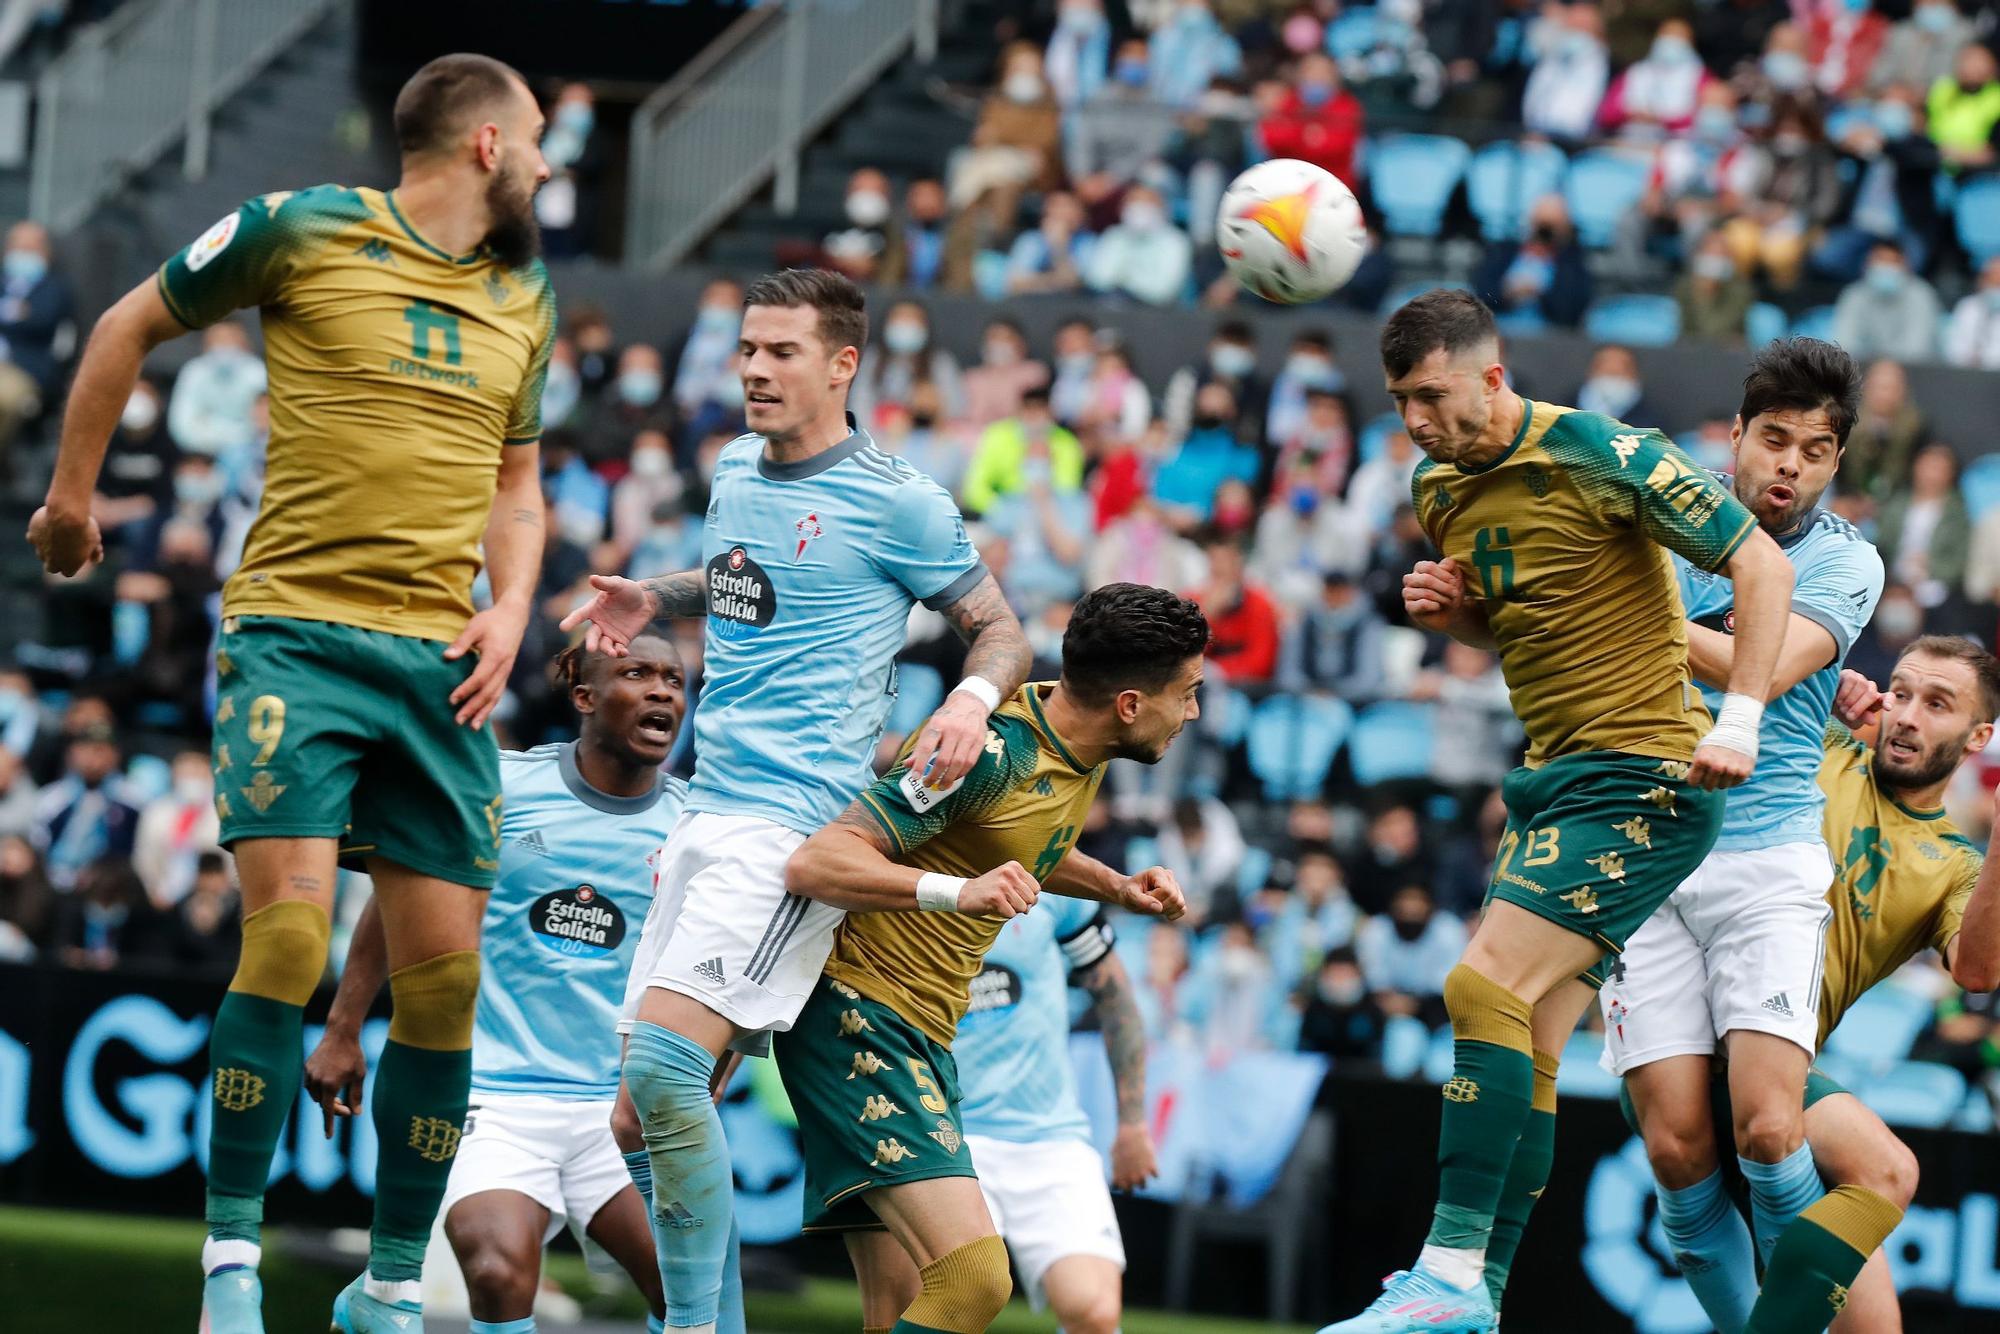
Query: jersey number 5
xmin=907 ymin=1059 xmax=949 ymax=1115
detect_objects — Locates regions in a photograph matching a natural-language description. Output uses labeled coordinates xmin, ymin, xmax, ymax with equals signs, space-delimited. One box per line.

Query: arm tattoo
xmin=1082 ymin=954 xmax=1148 ymax=1125
xmin=830 ymin=800 xmax=896 ymax=853
xmin=941 ymin=575 xmax=1032 ymax=697
xmin=511 ymin=507 xmax=542 ymax=527
xmin=642 ymin=570 xmax=709 ymax=619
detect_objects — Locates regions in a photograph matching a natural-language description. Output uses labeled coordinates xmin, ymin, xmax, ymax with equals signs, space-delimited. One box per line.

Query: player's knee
xmin=912 ymin=1235 xmax=1012 ymax=1333
xmin=609 ymin=1095 xmax=644 ymax=1155
xmin=1641 ymin=1117 xmax=1719 ymax=1190
xmin=228 ymin=899 xmax=332 ymax=1006
xmin=1055 ymin=1285 xmax=1121 ymax=1334
xmin=1850 ymin=1137 xmax=1920 ymax=1210
xmin=1442 ymin=964 xmax=1532 ymax=1051
xmin=386 ymin=949 xmax=481 ymax=1051
xmin=457 ymin=1241 xmax=537 ymax=1312
xmin=1733 ymin=1104 xmax=1805 ymax=1165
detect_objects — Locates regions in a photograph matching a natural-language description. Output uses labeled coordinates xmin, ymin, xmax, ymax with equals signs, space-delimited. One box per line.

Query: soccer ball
xmin=1216 ymin=159 xmax=1367 ymax=305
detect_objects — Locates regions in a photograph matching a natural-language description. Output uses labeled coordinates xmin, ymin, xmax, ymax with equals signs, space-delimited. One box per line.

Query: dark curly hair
xmin=553 ymin=626 xmax=674 ymax=692
xmin=1060 ymin=584 xmax=1211 ymax=705
xmin=1738 ymin=338 xmax=1862 ymax=447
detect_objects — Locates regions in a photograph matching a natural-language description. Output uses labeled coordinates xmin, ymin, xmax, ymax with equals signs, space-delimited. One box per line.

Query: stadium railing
xmin=624 ymin=0 xmax=940 ymax=273
xmin=29 ymin=0 xmax=337 ymax=233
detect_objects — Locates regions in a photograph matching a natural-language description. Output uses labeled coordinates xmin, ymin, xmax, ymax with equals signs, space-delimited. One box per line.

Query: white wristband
xmin=950 ymin=675 xmax=1002 ymax=713
xmin=1702 ymin=692 xmax=1765 ymax=762
xmin=915 ymin=872 xmax=968 ymax=912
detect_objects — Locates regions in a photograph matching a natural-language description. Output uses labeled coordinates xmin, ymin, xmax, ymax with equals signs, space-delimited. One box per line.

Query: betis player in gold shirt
xmin=1321 ymin=291 xmax=1797 ymax=1334
xmin=773 ymin=584 xmax=1205 ymax=1334
xmin=27 ymin=55 xmax=555 ymax=1334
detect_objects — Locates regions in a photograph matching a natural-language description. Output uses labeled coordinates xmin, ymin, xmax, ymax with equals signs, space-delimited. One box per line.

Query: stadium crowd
xmin=2 ymin=0 xmax=1999 ymax=1123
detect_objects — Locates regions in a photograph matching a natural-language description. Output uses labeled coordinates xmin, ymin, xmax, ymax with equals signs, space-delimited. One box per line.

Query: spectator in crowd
xmin=33 ymin=722 xmax=138 ymax=891
xmin=1409 ymin=641 xmax=1522 ymax=799
xmin=1264 ymin=328 xmax=1344 ymax=447
xmin=1741 ymin=22 xmax=1815 ymax=119
xmin=609 ymin=430 xmax=685 ymax=559
xmin=567 ymin=306 xmax=616 ymax=399
xmin=165 ymin=850 xmax=241 ymax=975
xmin=671 ymin=278 xmax=742 ymax=432
xmin=1264 ymin=844 xmax=1360 ymax=986
xmin=881 ymin=177 xmax=972 ymax=291
xmin=1154 ymin=381 xmax=1259 ymax=524
xmin=979 ymin=433 xmax=1092 ymax=618
xmin=1345 ymin=802 xmax=1430 ymax=916
xmin=52 ymin=856 xmax=164 ymax=971
xmin=1164 ymin=76 xmax=1257 ymax=246
xmin=1356 ymin=883 xmax=1466 ymax=1029
xmin=1046 ymin=318 xmax=1099 ymax=426
xmin=1086 ymin=184 xmax=1194 ymax=305
xmin=1089 ymin=493 xmax=1208 ymax=591
xmin=1163 ymin=320 xmax=1264 ymax=441
xmin=0 ymin=669 xmax=54 ymax=783
xmin=1677 ymin=229 xmax=1756 ymax=340
xmin=131 ymin=748 xmax=223 ymax=911
xmin=1945 ymin=255 xmax=2000 ymax=370
xmin=1136 ymin=922 xmax=1194 ymax=1044
xmin=1843 ymin=357 xmax=1927 ymax=503
xmin=1340 ymin=0 xmax=1447 ymax=117
xmin=1696 ymin=0 xmax=1792 ymax=82
xmin=1186 ymin=919 xmax=1280 ymax=1054
xmin=1927 ymin=42 xmax=2000 ymax=173
xmin=1067 ymin=39 xmax=1177 ymax=192
xmin=625 ymin=495 xmax=703 ymax=590
xmin=535 ymin=82 xmax=605 ymax=258
xmin=1149 ymin=0 xmax=1242 ymax=110
xmin=583 ymin=342 xmax=673 ymax=469
xmin=1820 ymin=82 xmax=1944 ymax=281
xmin=1573 ymin=343 xmax=1660 ymax=429
xmin=1194 ymin=536 xmax=1281 ymax=684
xmin=1254 ymin=454 xmax=1369 ymax=606
xmin=1729 ymin=101 xmax=1843 ymax=290
xmin=1269 ymin=384 xmax=1354 ymax=498
xmin=1803 ymin=0 xmax=1888 ymax=102
xmin=1870 ymin=0 xmax=1976 ymax=94
xmin=541 ymin=337 xmax=582 ymax=433
xmin=1914 ymin=983 xmax=2000 ymax=1109
xmin=126 ymin=519 xmax=222 ymax=724
xmin=1345 ymin=427 xmax=1422 ymax=536
xmin=166 ymin=320 xmax=266 ymax=463
xmin=1279 ymin=570 xmax=1387 ymax=702
xmin=1077 ymin=340 xmax=1154 ymax=441
xmin=1473 ymin=194 xmax=1594 ymax=329
xmin=1434 ymin=787 xmax=1509 ymax=915
xmin=1600 ymin=18 xmax=1715 ymax=139
xmin=93 ymin=378 xmax=177 ymax=569
xmin=1522 ymin=2 xmax=1611 ymax=143
xmin=1845 ymin=580 xmax=1926 ymax=683
xmin=823 ymin=167 xmax=897 ymax=283
xmin=1832 ymin=240 xmax=1941 ymax=364
xmin=963 ymin=384 xmax=1084 ymax=515
xmin=882 ymin=383 xmax=967 ymax=496
xmin=0 ymin=833 xmax=51 ymax=960
xmin=1208 ymin=476 xmax=1258 ymax=544
xmin=0 ymin=744 xmax=36 ymax=843
xmin=960 ymin=318 xmax=1050 ymax=434
xmin=851 ymin=299 xmax=966 ymax=428
xmin=0 ymin=219 xmax=71 ymax=448
xmin=1258 ymin=52 xmax=1364 ymax=187
xmin=1004 ymin=191 xmax=1097 ymax=296
xmin=952 ymin=43 xmax=1064 ymax=233
xmin=541 ymin=430 xmax=610 ymax=549
xmin=1046 ymin=0 xmax=1111 ymax=110
xmin=1296 ymin=946 xmax=1388 ymax=1060
xmin=1877 ymin=441 xmax=1971 ymax=610
xmin=1157 ymin=793 xmax=1248 ymax=924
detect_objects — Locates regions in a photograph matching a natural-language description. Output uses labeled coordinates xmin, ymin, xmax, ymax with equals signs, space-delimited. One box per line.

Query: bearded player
xmin=28 ymin=55 xmax=554 ymax=1334
xmin=1318 ymin=290 xmax=1795 ymax=1334
xmin=774 ymin=583 xmax=1201 ymax=1334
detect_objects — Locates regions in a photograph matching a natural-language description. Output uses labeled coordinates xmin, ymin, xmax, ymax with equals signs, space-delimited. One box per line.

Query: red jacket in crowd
xmin=1259 ymin=89 xmax=1365 ymax=188
xmin=1199 ymin=583 xmax=1283 ymax=683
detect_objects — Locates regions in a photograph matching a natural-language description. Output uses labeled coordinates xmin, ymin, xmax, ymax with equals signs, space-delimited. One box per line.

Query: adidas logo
xmin=513 ymin=828 xmax=550 ymax=857
xmin=1761 ymin=992 xmax=1794 ymax=1019
xmin=657 ymin=1199 xmax=704 ymax=1230
xmin=694 ymin=957 xmax=726 ymax=986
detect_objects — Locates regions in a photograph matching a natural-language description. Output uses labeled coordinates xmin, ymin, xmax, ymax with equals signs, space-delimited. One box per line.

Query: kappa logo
xmin=838 ymin=1008 xmax=875 ymax=1037
xmin=872 ymin=1138 xmax=916 ymax=1166
xmin=355 ymin=238 xmax=398 ymax=266
xmin=847 ymin=1051 xmax=890 ymax=1079
xmin=1612 ymin=817 xmax=1652 ymax=849
xmin=1032 ymin=775 xmax=1055 ymax=797
xmin=1610 ymin=433 xmax=1644 ymax=468
xmin=1585 ymin=852 xmax=1627 ymax=883
xmin=693 ymin=957 xmax=727 ymax=986
xmin=1640 ymin=786 xmax=1678 ymax=816
xmin=213 ymin=1067 xmax=266 ymax=1112
xmin=514 ymin=828 xmax=551 ymax=857
xmin=858 ymin=1095 xmax=904 ymax=1122
xmin=830 ymin=979 xmax=862 ymax=1000
xmin=1762 ymin=992 xmax=1794 ymax=1019
xmin=793 ymin=512 xmax=824 ymax=562
xmin=1561 ymin=887 xmax=1601 ymax=915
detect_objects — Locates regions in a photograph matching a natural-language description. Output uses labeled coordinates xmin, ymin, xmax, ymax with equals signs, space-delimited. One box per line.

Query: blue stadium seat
xmin=1746 ymin=302 xmax=1789 ymax=349
xmin=1858 ymin=1061 xmax=1965 ymax=1129
xmin=1584 ymin=293 xmax=1682 ymax=347
xmin=1359 ymin=411 xmax=1402 ymax=463
xmin=1247 ymin=693 xmax=1354 ymax=800
xmin=1562 ymin=149 xmax=1649 ymax=249
xmin=1237 ymin=842 xmax=1274 ymax=896
xmin=1962 ymin=454 xmax=2000 ymax=520
xmin=886 ymin=662 xmax=945 ymax=737
xmin=1823 ymin=986 xmax=1932 ymax=1067
xmin=1955 ymin=1087 xmax=1994 ymax=1132
xmin=1125 ymin=836 xmax=1159 ymax=874
xmin=1557 ymin=1032 xmax=1621 ymax=1101
xmin=1424 ymin=1023 xmax=1457 ymax=1084
xmin=1347 ymin=700 xmax=1435 ymax=788
xmin=1467 ymin=139 xmax=1568 ymax=242
xmin=1958 ymin=177 xmax=2000 ymax=264
xmin=1791 ymin=306 xmax=1837 ymax=343
xmin=1325 ymin=8 xmax=1379 ymax=61
xmin=1369 ymin=134 xmax=1471 ymax=239
xmin=1381 ymin=1015 xmax=1430 ymax=1079
xmin=1201 ymin=683 xmax=1254 ymax=749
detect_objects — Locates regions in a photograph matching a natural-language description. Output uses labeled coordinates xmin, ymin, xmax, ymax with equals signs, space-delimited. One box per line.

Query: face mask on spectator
xmin=1058 ymin=352 xmax=1094 ymax=377
xmin=618 ymin=369 xmax=663 ymax=407
xmin=0 ymin=687 xmax=23 ymax=722
xmin=1561 ymin=30 xmax=1598 ymax=58
xmin=910 ymin=410 xmax=938 ymax=429
xmin=1391 ymin=916 xmax=1429 ymax=943
xmin=1286 ymin=352 xmax=1337 ymax=385
xmin=174 ymin=774 xmax=210 ymax=804
xmin=1694 ymin=105 xmax=1737 ymax=143
xmin=1290 ymin=485 xmax=1318 ymax=516
xmin=1218 ymin=944 xmax=1259 ymax=983
xmin=1114 ymin=57 xmax=1149 ymax=88
xmin=1877 ymin=599 xmax=1920 ymax=638
xmin=884 ymin=321 xmax=928 ymax=355
xmin=2 ymin=249 xmax=45 ymax=286
xmin=845 ymin=190 xmax=891 ymax=228
xmin=983 ymin=337 xmax=1021 ymax=367
xmin=1693 ymin=252 xmax=1737 ymax=282
xmin=631 ymin=448 xmax=671 ymax=479
xmin=1319 ymin=974 xmax=1366 ymax=1006
xmin=1650 ymin=35 xmax=1695 ymax=66
xmin=1763 ymin=51 xmax=1808 ymax=90
xmin=1299 ymin=79 xmax=1335 ymax=109
xmin=1582 ymin=374 xmax=1642 ymax=417
xmin=1772 ymin=131 xmax=1809 ymax=156
xmin=1215 ymin=496 xmax=1253 ymax=528
xmin=696 ymin=305 xmax=738 ymax=334
xmin=175 ymin=470 xmax=224 ymax=506
xmin=1210 ymin=343 xmax=1255 ymax=378
xmin=1865 ymin=262 xmax=1906 ymax=295
xmin=555 ymin=102 xmax=594 ymax=138
xmin=1876 ymin=101 xmax=1914 ymax=138
xmin=1004 ymin=72 xmax=1044 ymax=104
xmin=542 ymin=360 xmax=580 ymax=426
xmin=121 ymin=392 xmax=159 ymax=434
xmin=1121 ymin=201 xmax=1166 ymax=233
xmin=1916 ymin=3 xmax=1955 ymax=34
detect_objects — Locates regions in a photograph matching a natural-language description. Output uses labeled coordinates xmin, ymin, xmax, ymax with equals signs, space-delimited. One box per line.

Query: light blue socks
xmin=468 ymin=1320 xmax=535 ymax=1334
xmin=1656 ymin=1170 xmax=1759 ymax=1334
xmin=624 ymin=1142 xmax=745 ymax=1334
xmin=1739 ymin=1141 xmax=1825 ymax=1265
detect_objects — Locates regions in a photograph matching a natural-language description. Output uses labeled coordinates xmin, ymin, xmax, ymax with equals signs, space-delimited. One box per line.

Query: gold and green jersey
xmin=158 ymin=185 xmax=556 ymax=643
xmin=1815 ymin=723 xmax=1981 ymax=1050
xmin=832 ymin=683 xmax=1106 ymax=1047
xmin=1411 ymin=401 xmax=1757 ymax=767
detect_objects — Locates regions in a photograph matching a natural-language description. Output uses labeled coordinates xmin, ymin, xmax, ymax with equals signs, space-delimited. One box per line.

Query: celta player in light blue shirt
xmin=560 ymin=270 xmax=1032 ymax=1334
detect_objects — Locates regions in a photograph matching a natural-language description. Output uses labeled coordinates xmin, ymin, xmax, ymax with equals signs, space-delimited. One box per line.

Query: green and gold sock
xmin=1744 ymin=1185 xmax=1903 ymax=1334
xmin=1483 ymin=1048 xmax=1560 ymax=1309
xmin=1426 ymin=965 xmax=1536 ymax=1254
xmin=367 ymin=951 xmax=478 ymax=1282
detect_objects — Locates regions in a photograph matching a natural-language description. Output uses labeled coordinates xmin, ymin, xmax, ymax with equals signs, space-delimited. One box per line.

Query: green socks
xmin=1483 ymin=1049 xmax=1560 ymax=1309
xmin=204 ymin=991 xmax=305 ymax=1243
xmin=1744 ymin=1186 xmax=1904 ymax=1334
xmin=1426 ymin=965 xmax=1536 ymax=1254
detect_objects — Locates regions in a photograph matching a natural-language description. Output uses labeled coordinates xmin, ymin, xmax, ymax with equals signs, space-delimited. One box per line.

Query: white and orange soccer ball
xmin=1216 ymin=158 xmax=1368 ymax=304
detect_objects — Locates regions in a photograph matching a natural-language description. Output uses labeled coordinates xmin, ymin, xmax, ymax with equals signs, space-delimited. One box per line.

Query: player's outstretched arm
xmin=907 ymin=573 xmax=1033 ymax=790
xmin=303 ymin=896 xmax=391 ymax=1136
xmin=1690 ymin=529 xmax=1795 ymax=790
xmin=1945 ymin=784 xmax=2000 ymax=993
xmin=446 ymin=442 xmax=545 ymax=729
xmin=559 ymin=569 xmax=706 ymax=656
xmin=786 ymin=802 xmax=1040 ymax=918
xmin=1041 ymin=848 xmax=1187 ymax=920
xmin=28 ymin=278 xmax=188 ymax=575
xmin=1683 ymin=615 xmax=1839 ymax=700
xmin=1075 ymin=950 xmax=1159 ymax=1189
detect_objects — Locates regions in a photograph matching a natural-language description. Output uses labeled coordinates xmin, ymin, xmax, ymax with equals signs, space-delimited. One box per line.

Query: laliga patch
xmin=898 ymin=766 xmax=965 ymax=813
xmin=185 ymin=212 xmax=240 ymax=273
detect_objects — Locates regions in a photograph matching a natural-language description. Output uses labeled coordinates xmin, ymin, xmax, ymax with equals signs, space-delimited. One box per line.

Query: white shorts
xmin=438 ymin=1094 xmax=630 ymax=1243
xmin=1600 ymin=840 xmax=1834 ymax=1077
xmin=967 ymin=1133 xmax=1126 ymax=1310
xmin=619 ymin=810 xmax=842 ymax=1040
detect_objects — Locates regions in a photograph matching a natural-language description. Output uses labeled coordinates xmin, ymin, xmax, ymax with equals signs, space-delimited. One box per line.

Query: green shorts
xmin=211 ymin=614 xmax=501 ymax=887
xmin=773 ymin=976 xmax=976 ymax=1233
xmin=1485 ymin=751 xmax=1725 ymax=983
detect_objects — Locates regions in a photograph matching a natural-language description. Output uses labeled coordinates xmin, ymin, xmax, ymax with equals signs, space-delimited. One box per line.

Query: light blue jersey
xmin=471 ymin=743 xmax=686 ymax=1100
xmin=686 ymin=418 xmax=985 ymax=835
xmin=955 ymin=895 xmax=1115 ymax=1145
xmin=1677 ymin=508 xmax=1883 ymax=852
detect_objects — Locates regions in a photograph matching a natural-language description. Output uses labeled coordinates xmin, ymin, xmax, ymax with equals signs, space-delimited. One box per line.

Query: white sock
xmin=363 ymin=1275 xmax=424 ymax=1307
xmin=1417 ymin=1242 xmax=1486 ymax=1291
xmin=202 ymin=1237 xmax=261 ymax=1275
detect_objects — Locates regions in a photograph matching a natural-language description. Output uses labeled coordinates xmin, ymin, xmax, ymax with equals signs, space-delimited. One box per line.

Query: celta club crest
xmin=794 ymin=512 xmax=824 ymax=561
